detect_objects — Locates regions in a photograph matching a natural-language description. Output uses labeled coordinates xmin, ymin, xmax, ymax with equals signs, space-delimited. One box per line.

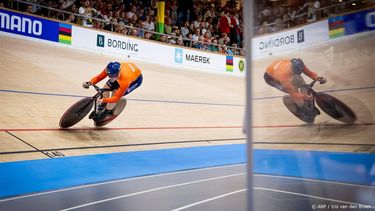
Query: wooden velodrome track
xmin=0 ymin=32 xmax=374 ymax=162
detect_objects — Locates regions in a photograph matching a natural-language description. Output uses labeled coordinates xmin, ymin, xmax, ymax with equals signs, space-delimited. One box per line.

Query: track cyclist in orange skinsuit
xmin=82 ymin=61 xmax=143 ymax=118
xmin=264 ymin=58 xmax=327 ymax=113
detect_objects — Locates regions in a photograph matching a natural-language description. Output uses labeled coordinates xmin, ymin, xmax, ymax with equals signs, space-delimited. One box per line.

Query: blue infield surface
xmin=0 ymin=144 xmax=374 ymax=198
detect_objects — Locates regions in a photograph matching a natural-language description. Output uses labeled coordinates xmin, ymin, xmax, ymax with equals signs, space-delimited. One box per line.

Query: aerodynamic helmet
xmin=106 ymin=62 xmax=121 ymax=78
xmin=290 ymin=58 xmax=304 ymax=75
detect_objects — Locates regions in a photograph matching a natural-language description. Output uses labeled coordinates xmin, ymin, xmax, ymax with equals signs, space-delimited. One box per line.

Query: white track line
xmin=254 ymin=187 xmax=374 ymax=207
xmin=60 ymin=173 xmax=246 ymax=211
xmin=0 ymin=163 xmax=246 ymax=203
xmin=173 ymin=187 xmax=374 ymax=211
xmin=254 ymin=174 xmax=375 ymax=189
xmin=171 ymin=189 xmax=247 ymax=211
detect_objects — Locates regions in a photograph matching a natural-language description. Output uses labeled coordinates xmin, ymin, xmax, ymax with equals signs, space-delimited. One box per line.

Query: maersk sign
xmin=185 ymin=54 xmax=210 ymax=64
xmin=0 ymin=8 xmax=59 ymax=42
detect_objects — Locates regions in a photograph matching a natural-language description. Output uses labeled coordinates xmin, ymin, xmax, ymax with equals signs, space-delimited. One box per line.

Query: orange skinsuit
xmin=89 ymin=62 xmax=142 ymax=103
xmin=266 ymin=59 xmax=319 ymax=104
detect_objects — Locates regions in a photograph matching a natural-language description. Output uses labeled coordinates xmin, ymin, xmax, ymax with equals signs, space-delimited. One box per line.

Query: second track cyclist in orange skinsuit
xmin=82 ymin=61 xmax=143 ymax=117
xmin=264 ymin=58 xmax=327 ymax=107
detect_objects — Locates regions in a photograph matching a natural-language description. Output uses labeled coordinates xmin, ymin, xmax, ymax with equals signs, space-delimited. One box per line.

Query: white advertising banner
xmin=72 ymin=26 xmax=242 ymax=75
xmin=5 ymin=8 xmax=373 ymax=77
xmin=252 ymin=20 xmax=329 ymax=57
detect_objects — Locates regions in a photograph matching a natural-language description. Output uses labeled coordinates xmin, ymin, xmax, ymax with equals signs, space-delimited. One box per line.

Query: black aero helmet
xmin=291 ymin=58 xmax=304 ymax=75
xmin=106 ymin=62 xmax=121 ymax=78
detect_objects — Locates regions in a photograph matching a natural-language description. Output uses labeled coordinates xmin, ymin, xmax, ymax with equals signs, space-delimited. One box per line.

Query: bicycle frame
xmin=302 ymin=78 xmax=321 ymax=107
xmin=90 ymin=84 xmax=113 ymax=118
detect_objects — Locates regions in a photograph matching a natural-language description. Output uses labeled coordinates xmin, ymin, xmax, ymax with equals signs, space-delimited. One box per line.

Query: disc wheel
xmin=59 ymin=97 xmax=94 ymax=128
xmin=315 ymin=93 xmax=356 ymax=123
xmin=94 ymin=98 xmax=127 ymax=127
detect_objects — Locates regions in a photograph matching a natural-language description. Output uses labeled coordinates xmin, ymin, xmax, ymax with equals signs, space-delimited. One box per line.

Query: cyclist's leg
xmin=292 ymin=75 xmax=308 ymax=95
xmin=264 ymin=73 xmax=288 ymax=93
xmin=292 ymin=75 xmax=319 ymax=115
xmin=124 ymin=74 xmax=143 ymax=96
xmin=103 ymin=81 xmax=119 ymax=111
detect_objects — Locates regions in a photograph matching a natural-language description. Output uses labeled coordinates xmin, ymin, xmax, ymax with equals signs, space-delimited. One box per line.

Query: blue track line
xmin=0 ymin=89 xmax=243 ymax=107
xmin=1 ymin=85 xmax=374 ymax=106
xmin=253 ymin=86 xmax=375 ymax=101
xmin=0 ymin=89 xmax=85 ymax=98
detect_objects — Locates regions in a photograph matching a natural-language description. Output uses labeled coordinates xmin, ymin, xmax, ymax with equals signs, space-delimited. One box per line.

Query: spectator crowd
xmin=0 ymin=0 xmax=371 ymax=56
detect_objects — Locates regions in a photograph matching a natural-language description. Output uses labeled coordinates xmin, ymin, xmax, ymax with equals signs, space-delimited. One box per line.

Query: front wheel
xmin=315 ymin=92 xmax=356 ymax=124
xmin=59 ymin=97 xmax=94 ymax=128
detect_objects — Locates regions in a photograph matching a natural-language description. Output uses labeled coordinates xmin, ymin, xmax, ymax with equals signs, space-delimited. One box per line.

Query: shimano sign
xmin=0 ymin=12 xmax=42 ymax=35
xmin=0 ymin=9 xmax=59 ymax=42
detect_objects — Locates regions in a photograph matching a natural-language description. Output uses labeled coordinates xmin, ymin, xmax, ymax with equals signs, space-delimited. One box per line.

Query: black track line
xmin=0 ymin=137 xmax=246 ymax=155
xmin=4 ymin=131 xmax=53 ymax=158
xmin=1 ymin=137 xmax=374 ymax=155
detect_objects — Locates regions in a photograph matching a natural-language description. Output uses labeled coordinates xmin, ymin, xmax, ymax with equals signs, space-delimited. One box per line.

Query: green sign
xmin=239 ymin=60 xmax=245 ymax=72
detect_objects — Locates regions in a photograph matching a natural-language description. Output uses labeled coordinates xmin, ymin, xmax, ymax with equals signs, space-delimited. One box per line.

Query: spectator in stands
xmin=144 ymin=32 xmax=153 ymax=39
xmin=203 ymin=31 xmax=211 ymax=43
xmin=199 ymin=21 xmax=208 ymax=37
xmin=164 ymin=17 xmax=173 ymax=34
xmin=229 ymin=10 xmax=240 ymax=44
xmin=69 ymin=4 xmax=78 ymax=14
xmin=25 ymin=4 xmax=35 ymax=14
xmin=144 ymin=16 xmax=155 ymax=31
xmin=168 ymin=35 xmax=176 ymax=45
xmin=176 ymin=37 xmax=184 ymax=46
xmin=94 ymin=1 xmax=105 ymax=14
xmin=113 ymin=10 xmax=120 ymax=21
xmin=65 ymin=13 xmax=76 ymax=23
xmin=180 ymin=21 xmax=190 ymax=38
xmin=127 ymin=5 xmax=137 ymax=20
xmin=130 ymin=28 xmax=138 ymax=37
xmin=231 ymin=43 xmax=239 ymax=55
xmin=210 ymin=42 xmax=219 ymax=52
xmin=204 ymin=6 xmax=216 ymax=20
xmin=103 ymin=18 xmax=117 ymax=32
xmin=60 ymin=0 xmax=75 ymax=10
xmin=79 ymin=0 xmax=95 ymax=28
xmin=172 ymin=26 xmax=181 ymax=37
xmin=160 ymin=35 xmax=168 ymax=43
xmin=193 ymin=15 xmax=202 ymax=29
xmin=103 ymin=10 xmax=113 ymax=26
xmin=184 ymin=33 xmax=193 ymax=47
xmin=192 ymin=28 xmax=201 ymax=42
xmin=138 ymin=7 xmax=146 ymax=21
xmin=224 ymin=45 xmax=234 ymax=55
xmin=218 ymin=32 xmax=230 ymax=45
xmin=130 ymin=14 xmax=138 ymax=26
xmin=115 ymin=24 xmax=123 ymax=34
xmin=219 ymin=9 xmax=231 ymax=35
xmin=170 ymin=1 xmax=178 ymax=25
xmin=138 ymin=21 xmax=146 ymax=37
xmin=118 ymin=11 xmax=127 ymax=25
